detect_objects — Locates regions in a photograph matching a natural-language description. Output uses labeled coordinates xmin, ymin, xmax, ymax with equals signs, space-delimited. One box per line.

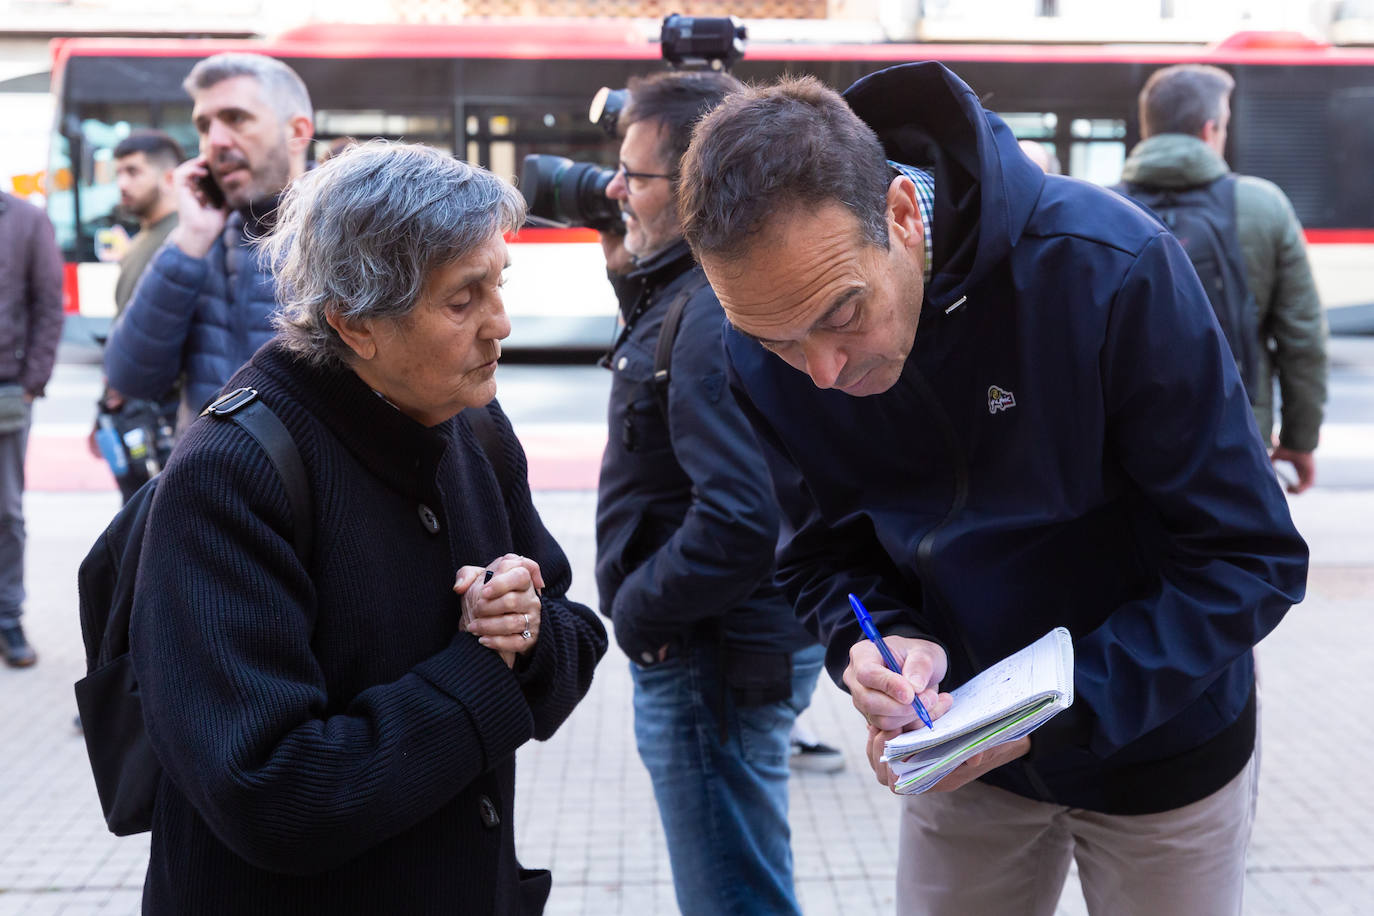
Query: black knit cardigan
xmin=129 ymin=340 xmax=607 ymax=914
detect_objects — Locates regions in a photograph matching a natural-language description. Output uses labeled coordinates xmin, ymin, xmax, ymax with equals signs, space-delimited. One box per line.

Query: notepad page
xmin=893 ymin=700 xmax=1058 ymax=792
xmin=889 ymin=697 xmax=1060 ymax=773
xmin=886 ymin=627 xmax=1072 ymax=758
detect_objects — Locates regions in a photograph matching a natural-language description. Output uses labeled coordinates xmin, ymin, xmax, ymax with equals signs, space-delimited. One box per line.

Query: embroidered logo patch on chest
xmin=987 ymin=385 xmax=1017 ymax=414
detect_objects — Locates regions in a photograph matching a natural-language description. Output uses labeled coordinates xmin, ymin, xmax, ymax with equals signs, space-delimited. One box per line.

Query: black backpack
xmin=1118 ymin=175 xmax=1262 ymax=399
xmin=75 ymin=387 xmax=311 ymax=835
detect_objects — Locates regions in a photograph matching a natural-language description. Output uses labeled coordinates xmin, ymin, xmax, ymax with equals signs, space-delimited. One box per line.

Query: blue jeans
xmin=631 ymin=641 xmax=824 ymax=916
xmin=0 ymin=405 xmax=30 ymax=623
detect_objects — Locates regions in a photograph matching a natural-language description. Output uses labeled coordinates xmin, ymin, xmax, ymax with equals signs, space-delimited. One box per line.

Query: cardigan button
xmin=478 ymin=794 xmax=500 ymax=829
xmin=617 ymin=356 xmax=628 ymax=371
xmin=417 ymin=504 xmax=440 ymax=534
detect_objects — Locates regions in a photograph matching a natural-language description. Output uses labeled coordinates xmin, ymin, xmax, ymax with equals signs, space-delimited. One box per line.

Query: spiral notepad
xmin=883 ymin=627 xmax=1074 ymax=795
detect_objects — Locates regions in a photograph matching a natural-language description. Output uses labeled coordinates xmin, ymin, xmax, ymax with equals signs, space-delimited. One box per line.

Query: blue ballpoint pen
xmin=848 ymin=593 xmax=935 ymax=730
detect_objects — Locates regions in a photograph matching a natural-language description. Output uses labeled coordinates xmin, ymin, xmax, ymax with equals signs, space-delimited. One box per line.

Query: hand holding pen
xmin=841 ymin=593 xmax=951 ymax=735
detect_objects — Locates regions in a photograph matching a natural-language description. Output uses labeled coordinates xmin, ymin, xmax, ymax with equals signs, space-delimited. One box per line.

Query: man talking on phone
xmin=105 ymin=53 xmax=313 ymax=417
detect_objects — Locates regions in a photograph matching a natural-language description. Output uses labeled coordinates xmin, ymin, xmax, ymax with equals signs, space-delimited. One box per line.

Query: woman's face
xmin=348 ymin=230 xmax=512 ymax=426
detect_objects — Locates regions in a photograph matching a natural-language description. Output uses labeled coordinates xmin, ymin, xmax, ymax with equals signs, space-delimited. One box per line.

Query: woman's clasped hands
xmin=454 ymin=553 xmax=545 ymax=668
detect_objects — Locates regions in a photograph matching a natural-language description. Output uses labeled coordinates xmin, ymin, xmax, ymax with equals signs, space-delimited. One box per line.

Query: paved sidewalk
xmin=1 ymin=486 xmax=1372 ymax=915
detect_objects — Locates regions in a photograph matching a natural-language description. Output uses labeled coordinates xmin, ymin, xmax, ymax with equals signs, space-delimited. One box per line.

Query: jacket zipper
xmin=910 ymin=357 xmax=1056 ymax=800
xmin=907 ymin=367 xmax=981 ymax=674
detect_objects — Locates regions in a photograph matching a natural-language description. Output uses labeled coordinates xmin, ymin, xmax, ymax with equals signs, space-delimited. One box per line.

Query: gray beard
xmin=228 ymin=144 xmax=292 ymax=209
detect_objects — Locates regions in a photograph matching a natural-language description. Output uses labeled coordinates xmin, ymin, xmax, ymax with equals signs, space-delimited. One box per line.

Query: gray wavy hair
xmin=183 ymin=53 xmax=312 ymax=122
xmin=261 ymin=141 xmax=526 ymax=368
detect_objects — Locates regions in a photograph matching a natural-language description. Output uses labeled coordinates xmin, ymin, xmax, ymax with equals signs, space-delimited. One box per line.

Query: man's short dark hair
xmin=1138 ymin=64 xmax=1235 ymax=138
xmin=678 ymin=75 xmax=891 ymax=264
xmin=113 ymin=130 xmax=185 ymax=170
xmin=622 ymin=69 xmax=743 ymax=176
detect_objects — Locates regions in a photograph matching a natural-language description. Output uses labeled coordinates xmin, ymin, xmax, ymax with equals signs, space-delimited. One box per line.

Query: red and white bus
xmin=46 ymin=21 xmax=1374 ymax=351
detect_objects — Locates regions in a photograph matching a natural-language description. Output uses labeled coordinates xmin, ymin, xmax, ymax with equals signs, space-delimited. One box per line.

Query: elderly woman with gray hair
xmin=128 ymin=142 xmax=607 ymax=914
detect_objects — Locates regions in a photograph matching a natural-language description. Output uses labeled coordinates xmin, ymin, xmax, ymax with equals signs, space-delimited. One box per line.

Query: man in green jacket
xmin=1121 ymin=64 xmax=1327 ymax=493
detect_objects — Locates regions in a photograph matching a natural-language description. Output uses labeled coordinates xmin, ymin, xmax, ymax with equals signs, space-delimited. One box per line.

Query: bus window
xmin=999 ymin=111 xmax=1058 ymax=139
xmin=1068 ymin=117 xmax=1127 ymax=186
xmin=313 ymin=109 xmax=454 ymax=156
xmin=48 ymin=102 xmax=195 ymax=261
xmin=1000 ymin=111 xmax=1063 ymax=174
xmin=51 ymin=109 xmax=144 ymax=260
xmin=464 ymin=102 xmax=612 ymax=184
xmin=47 ymin=131 xmax=78 ymax=256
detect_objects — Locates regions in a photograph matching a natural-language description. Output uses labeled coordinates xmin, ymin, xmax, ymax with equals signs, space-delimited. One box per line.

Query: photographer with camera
xmin=591 ymin=70 xmax=822 ymax=916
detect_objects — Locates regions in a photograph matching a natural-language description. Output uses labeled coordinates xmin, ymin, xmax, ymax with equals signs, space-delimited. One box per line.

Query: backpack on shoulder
xmin=1118 ymin=174 xmax=1262 ymax=399
xmin=650 ymin=271 xmax=712 ymax=416
xmin=75 ymin=390 xmax=512 ymax=836
xmin=75 ymin=387 xmax=311 ymax=836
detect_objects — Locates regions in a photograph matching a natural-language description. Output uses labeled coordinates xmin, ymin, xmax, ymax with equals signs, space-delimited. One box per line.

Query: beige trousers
xmin=896 ymin=753 xmax=1259 ymax=916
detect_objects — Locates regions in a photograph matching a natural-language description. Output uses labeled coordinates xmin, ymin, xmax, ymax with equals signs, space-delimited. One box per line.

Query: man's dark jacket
xmin=0 ymin=192 xmax=65 ymax=396
xmin=131 ymin=341 xmax=607 ymax=913
xmin=106 ymin=204 xmax=279 ymax=412
xmin=596 ymin=241 xmax=812 ymax=663
xmin=724 ymin=63 xmax=1308 ymax=814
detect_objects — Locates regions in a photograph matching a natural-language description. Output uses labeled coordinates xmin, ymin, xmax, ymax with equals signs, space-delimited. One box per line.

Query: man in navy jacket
xmin=105 ymin=53 xmax=313 ymax=416
xmin=678 ymin=66 xmax=1307 ymax=914
xmin=595 ymin=71 xmax=821 ymax=915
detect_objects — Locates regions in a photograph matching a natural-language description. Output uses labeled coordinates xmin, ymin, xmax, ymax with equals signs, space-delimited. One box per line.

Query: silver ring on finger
xmin=521 ymin=613 xmax=532 ymax=640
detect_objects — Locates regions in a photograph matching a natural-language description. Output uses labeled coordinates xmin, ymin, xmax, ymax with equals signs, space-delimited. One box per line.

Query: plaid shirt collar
xmin=888 ymin=161 xmax=934 ymax=284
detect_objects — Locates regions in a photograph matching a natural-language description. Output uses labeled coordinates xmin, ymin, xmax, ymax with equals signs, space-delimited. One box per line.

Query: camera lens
xmin=520 ymin=154 xmax=623 ymax=233
xmin=590 ymin=87 xmax=629 ymax=136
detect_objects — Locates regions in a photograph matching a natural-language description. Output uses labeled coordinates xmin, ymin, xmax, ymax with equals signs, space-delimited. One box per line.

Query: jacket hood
xmin=843 ymin=62 xmax=1045 ymax=305
xmin=1121 ymin=134 xmax=1228 ymax=189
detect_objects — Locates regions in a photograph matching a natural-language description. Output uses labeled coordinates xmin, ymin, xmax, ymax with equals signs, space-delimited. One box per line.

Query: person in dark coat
xmin=678 ymin=68 xmax=1307 ymax=914
xmin=594 ymin=71 xmax=822 ymax=915
xmin=129 ymin=141 xmax=607 ymax=914
xmin=1120 ymin=63 xmax=1327 ymax=493
xmin=0 ymin=191 xmax=64 ymax=667
xmin=105 ymin=53 xmax=314 ymax=416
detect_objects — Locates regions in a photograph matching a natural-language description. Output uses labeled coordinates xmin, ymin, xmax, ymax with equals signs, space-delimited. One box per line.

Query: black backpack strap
xmin=651 ymin=271 xmax=712 ymax=416
xmin=465 ymin=404 xmax=514 ymax=500
xmin=203 ymin=387 xmax=312 ymax=559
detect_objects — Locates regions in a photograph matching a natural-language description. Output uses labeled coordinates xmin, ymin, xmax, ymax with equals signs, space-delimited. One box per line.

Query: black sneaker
xmin=789 ymin=738 xmax=845 ymax=773
xmin=0 ymin=620 xmax=37 ymax=668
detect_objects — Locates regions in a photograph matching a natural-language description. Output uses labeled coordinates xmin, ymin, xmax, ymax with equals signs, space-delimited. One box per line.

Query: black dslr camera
xmin=520 ymin=14 xmax=747 ymax=233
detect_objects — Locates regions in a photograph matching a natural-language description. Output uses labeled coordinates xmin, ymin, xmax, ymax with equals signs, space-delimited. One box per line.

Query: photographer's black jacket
xmin=595 ymin=241 xmax=813 ymax=663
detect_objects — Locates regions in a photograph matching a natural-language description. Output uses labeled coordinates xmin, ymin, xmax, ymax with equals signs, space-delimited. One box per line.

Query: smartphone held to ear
xmin=195 ymin=171 xmax=226 ymax=209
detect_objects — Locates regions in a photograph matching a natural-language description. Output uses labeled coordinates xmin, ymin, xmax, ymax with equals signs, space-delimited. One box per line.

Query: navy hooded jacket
xmin=723 ymin=62 xmax=1308 ymax=814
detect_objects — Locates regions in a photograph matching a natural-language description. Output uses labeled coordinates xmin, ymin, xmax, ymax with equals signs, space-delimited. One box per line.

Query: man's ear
xmin=1200 ymin=117 xmax=1223 ymax=155
xmin=287 ymin=115 xmax=314 ymax=160
xmin=887 ymin=175 xmax=924 ymax=255
xmin=324 ymin=308 xmax=375 ymax=361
